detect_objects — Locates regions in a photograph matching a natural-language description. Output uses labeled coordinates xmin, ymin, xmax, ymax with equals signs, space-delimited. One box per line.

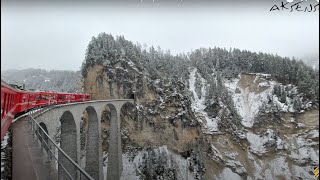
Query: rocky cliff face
xmin=83 ymin=62 xmax=205 ymax=179
xmin=81 ymin=33 xmax=319 ymax=180
xmin=83 ymin=62 xmax=319 ymax=180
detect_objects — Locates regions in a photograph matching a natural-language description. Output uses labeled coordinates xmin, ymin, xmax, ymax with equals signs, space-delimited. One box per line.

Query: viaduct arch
xmin=34 ymin=99 xmax=135 ymax=180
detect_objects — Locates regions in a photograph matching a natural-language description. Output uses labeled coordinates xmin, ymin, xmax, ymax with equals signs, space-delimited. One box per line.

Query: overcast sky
xmin=1 ymin=0 xmax=319 ymax=71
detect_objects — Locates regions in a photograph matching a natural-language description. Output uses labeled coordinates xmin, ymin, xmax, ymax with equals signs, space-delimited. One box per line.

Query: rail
xmin=28 ymin=107 xmax=94 ymax=180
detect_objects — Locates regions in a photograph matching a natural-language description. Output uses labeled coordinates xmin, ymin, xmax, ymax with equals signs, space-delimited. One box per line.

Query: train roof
xmin=1 ymin=80 xmax=34 ymax=93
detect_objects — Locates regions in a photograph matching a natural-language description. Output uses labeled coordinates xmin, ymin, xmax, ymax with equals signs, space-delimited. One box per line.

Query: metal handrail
xmin=33 ymin=127 xmax=75 ymax=179
xmin=28 ymin=109 xmax=94 ymax=180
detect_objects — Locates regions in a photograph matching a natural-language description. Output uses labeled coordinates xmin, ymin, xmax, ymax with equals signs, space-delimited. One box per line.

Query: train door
xmin=26 ymin=94 xmax=30 ymax=109
xmin=53 ymin=94 xmax=57 ymax=104
xmin=31 ymin=94 xmax=35 ymax=108
xmin=28 ymin=94 xmax=33 ymax=110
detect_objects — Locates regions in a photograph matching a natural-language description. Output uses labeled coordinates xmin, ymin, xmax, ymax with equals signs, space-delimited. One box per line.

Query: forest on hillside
xmin=1 ymin=69 xmax=82 ymax=92
xmin=81 ymin=33 xmax=319 ymax=104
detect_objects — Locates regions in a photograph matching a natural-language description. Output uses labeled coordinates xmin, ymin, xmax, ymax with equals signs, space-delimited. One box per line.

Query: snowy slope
xmin=189 ymin=68 xmax=219 ymax=132
xmin=224 ymin=74 xmax=281 ymax=128
xmin=102 ymin=146 xmax=197 ymax=180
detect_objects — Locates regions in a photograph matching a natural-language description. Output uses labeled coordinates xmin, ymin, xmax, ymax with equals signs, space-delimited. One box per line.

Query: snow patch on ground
xmin=225 ymin=77 xmax=275 ymax=128
xmin=292 ymin=165 xmax=318 ymax=180
xmin=246 ymin=129 xmax=287 ymax=156
xmin=189 ymin=68 xmax=219 ymax=132
xmin=268 ymin=156 xmax=291 ymax=180
xmin=103 ymin=146 xmax=196 ymax=180
xmin=258 ymin=82 xmax=270 ymax=87
xmin=290 ymin=131 xmax=319 ymax=166
xmin=250 ymin=159 xmax=264 ymax=180
xmin=218 ymin=168 xmax=242 ymax=180
xmin=246 ymin=131 xmax=269 ymax=155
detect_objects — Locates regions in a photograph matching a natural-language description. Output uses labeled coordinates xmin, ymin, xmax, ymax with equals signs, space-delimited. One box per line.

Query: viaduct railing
xmin=28 ymin=107 xmax=94 ymax=180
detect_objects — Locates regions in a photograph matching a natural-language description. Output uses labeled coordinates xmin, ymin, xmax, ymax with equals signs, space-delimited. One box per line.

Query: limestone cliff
xmin=83 ymin=62 xmax=205 ymax=179
xmin=81 ymin=33 xmax=319 ymax=180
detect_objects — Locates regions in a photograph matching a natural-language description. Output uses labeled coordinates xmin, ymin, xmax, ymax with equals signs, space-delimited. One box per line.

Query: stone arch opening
xmin=104 ymin=103 xmax=121 ymax=180
xmin=84 ymin=106 xmax=100 ymax=180
xmin=39 ymin=122 xmax=49 ymax=151
xmin=120 ymin=102 xmax=137 ymax=151
xmin=80 ymin=109 xmax=88 ymax=167
xmin=59 ymin=111 xmax=77 ymax=180
xmin=101 ymin=106 xmax=111 ymax=154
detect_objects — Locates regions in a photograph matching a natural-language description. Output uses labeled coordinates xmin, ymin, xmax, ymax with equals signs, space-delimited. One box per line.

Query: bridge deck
xmin=12 ymin=117 xmax=57 ymax=180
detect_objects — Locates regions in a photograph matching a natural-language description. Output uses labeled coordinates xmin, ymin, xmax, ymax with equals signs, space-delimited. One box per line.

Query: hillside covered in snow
xmin=78 ymin=33 xmax=319 ymax=180
xmin=5 ymin=33 xmax=317 ymax=180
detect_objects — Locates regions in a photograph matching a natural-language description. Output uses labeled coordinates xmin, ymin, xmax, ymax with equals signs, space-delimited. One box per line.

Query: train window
xmin=7 ymin=95 xmax=10 ymax=110
xmin=3 ymin=93 xmax=7 ymax=118
xmin=6 ymin=94 xmax=10 ymax=113
xmin=37 ymin=95 xmax=41 ymax=100
xmin=12 ymin=95 xmax=14 ymax=109
xmin=9 ymin=94 xmax=12 ymax=110
xmin=10 ymin=95 xmax=13 ymax=109
xmin=9 ymin=95 xmax=11 ymax=110
xmin=11 ymin=95 xmax=14 ymax=109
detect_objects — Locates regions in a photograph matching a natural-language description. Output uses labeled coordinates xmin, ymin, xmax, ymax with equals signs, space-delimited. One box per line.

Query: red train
xmin=1 ymin=80 xmax=91 ymax=141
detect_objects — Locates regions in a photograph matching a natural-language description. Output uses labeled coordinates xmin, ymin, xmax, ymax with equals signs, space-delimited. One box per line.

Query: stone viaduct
xmin=34 ymin=99 xmax=135 ymax=180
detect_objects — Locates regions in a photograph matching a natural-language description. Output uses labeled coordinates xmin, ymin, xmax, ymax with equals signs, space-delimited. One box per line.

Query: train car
xmin=69 ymin=94 xmax=76 ymax=103
xmin=57 ymin=93 xmax=72 ymax=104
xmin=75 ymin=94 xmax=85 ymax=102
xmin=1 ymin=81 xmax=21 ymax=140
xmin=84 ymin=94 xmax=91 ymax=101
xmin=57 ymin=93 xmax=91 ymax=104
xmin=1 ymin=80 xmax=91 ymax=140
xmin=57 ymin=93 xmax=67 ymax=104
xmin=35 ymin=91 xmax=58 ymax=107
xmin=17 ymin=91 xmax=37 ymax=113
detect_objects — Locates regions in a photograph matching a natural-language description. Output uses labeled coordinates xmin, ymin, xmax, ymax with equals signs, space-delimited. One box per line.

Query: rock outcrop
xmin=81 ymin=33 xmax=319 ymax=180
